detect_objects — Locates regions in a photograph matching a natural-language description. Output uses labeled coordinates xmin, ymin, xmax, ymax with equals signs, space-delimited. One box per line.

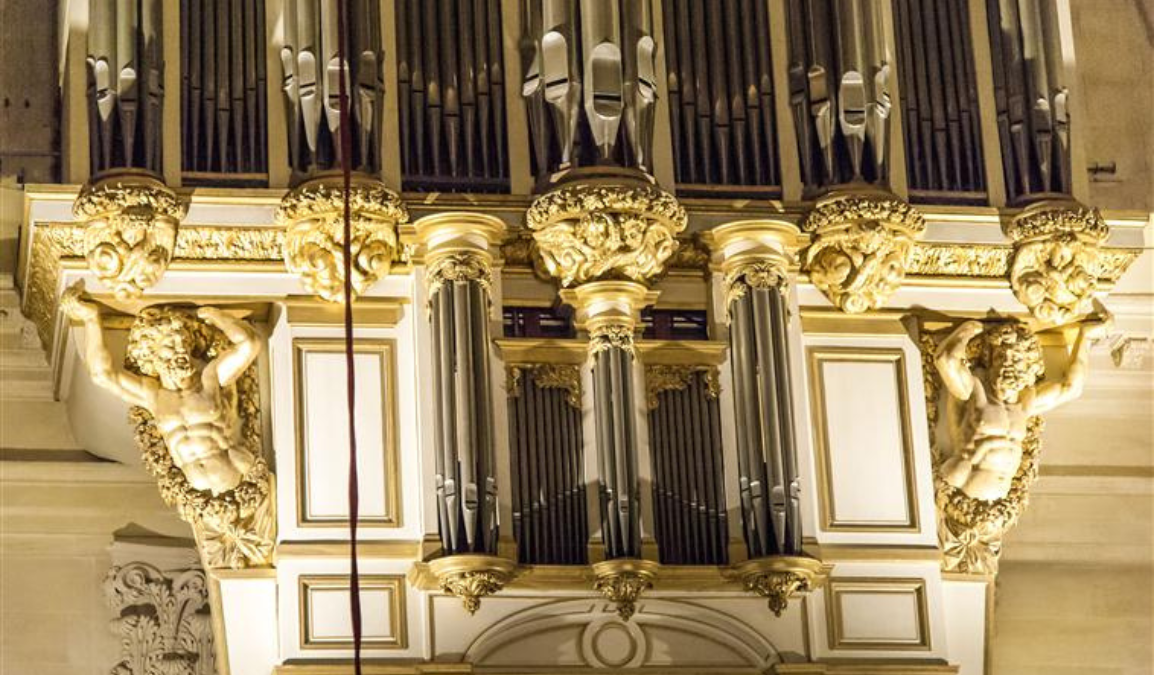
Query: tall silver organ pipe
xmin=785 ymin=0 xmax=892 ymax=193
xmin=592 ymin=344 xmax=642 ymax=560
xmin=430 ymin=268 xmax=500 ymax=555
xmin=281 ymin=0 xmax=383 ymax=178
xmin=985 ymin=0 xmax=1072 ymax=201
xmin=181 ymin=0 xmax=268 ymax=178
xmin=87 ymin=0 xmax=165 ymax=173
xmin=728 ymin=281 xmax=802 ymax=557
xmin=522 ymin=0 xmax=658 ymax=183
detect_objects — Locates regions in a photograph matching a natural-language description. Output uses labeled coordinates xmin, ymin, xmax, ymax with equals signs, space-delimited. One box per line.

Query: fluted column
xmin=711 ymin=220 xmax=831 ymax=617
xmin=416 ymin=212 xmax=515 ymax=614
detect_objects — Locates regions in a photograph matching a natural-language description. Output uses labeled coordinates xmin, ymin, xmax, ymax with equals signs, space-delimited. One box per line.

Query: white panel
xmin=819 ymin=357 xmax=913 ymax=528
xmin=302 ymin=576 xmax=405 ymax=647
xmin=943 ymin=578 xmax=991 ymax=675
xmin=837 ymin=587 xmax=923 ymax=644
xmin=299 ymin=349 xmax=390 ymax=522
xmin=216 ymin=574 xmax=278 ymax=675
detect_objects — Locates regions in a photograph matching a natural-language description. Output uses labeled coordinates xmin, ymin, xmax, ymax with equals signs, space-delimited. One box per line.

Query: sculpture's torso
xmin=152 ymin=378 xmax=246 ymax=494
xmin=946 ymin=377 xmax=1030 ymax=501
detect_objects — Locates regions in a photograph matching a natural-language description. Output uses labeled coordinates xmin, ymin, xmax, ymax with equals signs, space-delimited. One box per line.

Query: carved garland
xmin=917 ymin=327 xmax=1043 ymax=574
xmin=129 ymin=322 xmax=274 ymax=570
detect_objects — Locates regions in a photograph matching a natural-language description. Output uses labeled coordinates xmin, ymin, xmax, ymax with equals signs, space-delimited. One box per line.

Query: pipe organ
xmin=31 ymin=2 xmax=1145 ymax=674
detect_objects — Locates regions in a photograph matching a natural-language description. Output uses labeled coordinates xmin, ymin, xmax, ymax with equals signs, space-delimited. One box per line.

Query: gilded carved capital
xmin=732 ymin=556 xmax=832 ymax=617
xmin=425 ymin=250 xmax=494 ymax=299
xmin=723 ymin=258 xmax=790 ymax=310
xmin=1004 ymin=201 xmax=1108 ymax=325
xmin=74 ymin=171 xmax=187 ymax=300
xmin=589 ymin=323 xmax=638 ymax=357
xmin=644 ymin=365 xmax=720 ymax=410
xmin=591 ymin=559 xmax=659 ymax=621
xmin=526 ymin=183 xmax=688 ymax=287
xmin=276 ymin=175 xmax=408 ymax=302
xmin=802 ymin=192 xmax=925 ymax=313
xmin=426 ymin=554 xmax=517 ymax=615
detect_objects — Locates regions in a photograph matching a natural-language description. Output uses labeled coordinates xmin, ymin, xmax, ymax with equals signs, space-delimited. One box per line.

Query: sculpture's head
xmin=127 ymin=307 xmax=210 ymax=390
xmin=983 ymin=322 xmax=1044 ymax=403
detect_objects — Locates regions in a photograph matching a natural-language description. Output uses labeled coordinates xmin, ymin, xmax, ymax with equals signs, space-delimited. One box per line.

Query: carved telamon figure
xmin=61 ymin=281 xmax=274 ymax=568
xmin=932 ymin=314 xmax=1104 ymax=501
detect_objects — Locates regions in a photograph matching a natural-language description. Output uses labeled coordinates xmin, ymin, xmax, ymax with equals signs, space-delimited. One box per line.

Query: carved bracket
xmin=591 ymin=559 xmax=660 ymax=621
xmin=427 ymin=554 xmax=518 ymax=615
xmin=732 ymin=556 xmax=832 ymax=617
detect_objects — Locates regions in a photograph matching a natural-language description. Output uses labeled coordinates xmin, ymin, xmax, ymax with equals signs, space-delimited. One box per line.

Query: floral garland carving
xmin=128 ymin=324 xmax=274 ymax=569
xmin=644 ymin=365 xmax=720 ymax=410
xmin=526 ymin=184 xmax=688 ymax=287
xmin=917 ymin=325 xmax=1042 ymax=574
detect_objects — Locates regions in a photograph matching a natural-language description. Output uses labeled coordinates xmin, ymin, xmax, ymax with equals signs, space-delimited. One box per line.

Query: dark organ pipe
xmin=728 ymin=283 xmax=802 ymax=557
xmin=892 ymin=0 xmax=985 ymax=198
xmin=395 ymin=0 xmax=509 ymax=192
xmin=182 ymin=0 xmax=268 ymax=178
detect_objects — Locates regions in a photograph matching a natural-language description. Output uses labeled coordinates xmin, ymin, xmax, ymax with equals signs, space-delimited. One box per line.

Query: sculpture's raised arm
xmin=60 ymin=280 xmax=155 ymax=408
xmin=934 ymin=319 xmax=984 ymax=401
xmin=196 ymin=307 xmax=262 ymax=388
xmin=1028 ymin=304 xmax=1111 ymax=414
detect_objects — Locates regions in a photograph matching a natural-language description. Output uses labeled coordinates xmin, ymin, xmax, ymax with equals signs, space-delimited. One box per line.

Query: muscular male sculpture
xmin=933 ymin=312 xmax=1106 ymax=501
xmin=61 ymin=280 xmax=262 ymax=495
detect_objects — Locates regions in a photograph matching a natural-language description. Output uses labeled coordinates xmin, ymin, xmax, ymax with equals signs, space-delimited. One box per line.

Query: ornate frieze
xmin=105 ymin=562 xmax=214 ymax=675
xmin=62 ymin=284 xmax=275 ymax=568
xmin=276 ymin=175 xmax=408 ymax=302
xmin=526 ymin=183 xmax=688 ymax=287
xmin=801 ymin=192 xmax=926 ymax=314
xmin=1004 ymin=201 xmax=1109 ymax=324
xmin=918 ymin=312 xmax=1107 ymax=573
xmin=74 ymin=171 xmax=187 ymax=300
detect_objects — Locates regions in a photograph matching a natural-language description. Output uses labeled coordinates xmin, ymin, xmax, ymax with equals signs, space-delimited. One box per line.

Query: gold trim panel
xmin=807 ymin=347 xmax=920 ymax=533
xmin=293 ymin=339 xmax=402 ymax=529
xmin=299 ymin=574 xmax=408 ymax=650
xmin=826 ymin=577 xmax=932 ymax=652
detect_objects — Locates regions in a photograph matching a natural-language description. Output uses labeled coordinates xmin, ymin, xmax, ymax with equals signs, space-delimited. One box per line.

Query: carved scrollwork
xmin=802 ymin=193 xmax=925 ymax=313
xmin=1004 ymin=201 xmax=1109 ymax=325
xmin=74 ymin=172 xmax=187 ymax=300
xmin=276 ymin=176 xmax=409 ymax=302
xmin=509 ymin=365 xmax=583 ymax=409
xmin=105 ymin=562 xmax=214 ymax=675
xmin=644 ymin=365 xmax=720 ymax=410
xmin=426 ymin=251 xmax=493 ymax=299
xmin=526 ymin=183 xmax=688 ymax=287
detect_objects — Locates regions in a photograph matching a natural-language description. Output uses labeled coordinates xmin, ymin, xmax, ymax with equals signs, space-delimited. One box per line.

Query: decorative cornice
xmin=644 ymin=364 xmax=720 ymax=410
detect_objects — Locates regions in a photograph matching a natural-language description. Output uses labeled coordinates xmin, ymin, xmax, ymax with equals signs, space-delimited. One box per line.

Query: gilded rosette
xmin=526 ymin=183 xmax=688 ymax=287
xmin=1003 ymin=201 xmax=1109 ymax=325
xmin=427 ymin=554 xmax=518 ymax=615
xmin=801 ymin=192 xmax=925 ymax=313
xmin=276 ymin=175 xmax=408 ymax=302
xmin=73 ymin=171 xmax=187 ymax=300
xmin=732 ymin=556 xmax=832 ymax=617
xmin=591 ymin=559 xmax=660 ymax=622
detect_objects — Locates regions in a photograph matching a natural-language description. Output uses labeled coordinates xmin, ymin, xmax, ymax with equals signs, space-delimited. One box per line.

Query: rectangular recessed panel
xmin=301 ymin=575 xmax=406 ymax=649
xmin=808 ymin=348 xmax=918 ymax=531
xmin=295 ymin=340 xmax=400 ymax=527
xmin=828 ymin=578 xmax=930 ymax=650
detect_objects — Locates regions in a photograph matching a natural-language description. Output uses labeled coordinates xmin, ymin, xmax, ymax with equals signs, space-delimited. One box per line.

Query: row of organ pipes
xmin=80 ymin=0 xmax=1080 ymax=565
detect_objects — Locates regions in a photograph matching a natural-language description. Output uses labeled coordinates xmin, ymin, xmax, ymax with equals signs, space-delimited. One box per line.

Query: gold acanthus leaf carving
xmin=276 ymin=178 xmax=409 ymax=303
xmin=644 ymin=365 xmax=720 ymax=410
xmin=526 ymin=183 xmax=688 ymax=287
xmin=802 ymin=193 xmax=925 ymax=314
xmin=439 ymin=570 xmax=509 ymax=615
xmin=508 ymin=365 xmax=583 ymax=408
xmin=589 ymin=324 xmax=637 ymax=357
xmin=1003 ymin=202 xmax=1109 ymax=325
xmin=425 ymin=251 xmax=493 ymax=300
xmin=743 ymin=571 xmax=809 ymax=618
xmin=593 ymin=569 xmax=654 ymax=622
xmin=723 ymin=259 xmax=789 ymax=310
xmin=74 ymin=174 xmax=188 ymax=300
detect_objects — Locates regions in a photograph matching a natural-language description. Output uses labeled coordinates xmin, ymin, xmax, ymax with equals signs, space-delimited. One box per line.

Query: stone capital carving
xmin=801 ymin=192 xmax=925 ymax=313
xmin=527 ymin=182 xmax=688 ymax=287
xmin=74 ymin=170 xmax=187 ymax=300
xmin=105 ymin=562 xmax=214 ymax=675
xmin=276 ymin=174 xmax=408 ymax=302
xmin=1004 ymin=201 xmax=1109 ymax=325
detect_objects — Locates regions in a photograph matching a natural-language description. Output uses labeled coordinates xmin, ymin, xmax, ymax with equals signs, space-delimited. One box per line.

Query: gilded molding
xmin=1004 ymin=201 xmax=1109 ymax=324
xmin=426 ymin=554 xmax=517 ymax=615
xmin=75 ymin=172 xmax=187 ymax=301
xmin=526 ymin=183 xmax=688 ymax=287
xmin=732 ymin=556 xmax=832 ymax=617
xmin=591 ymin=559 xmax=659 ymax=621
xmin=425 ymin=251 xmax=493 ymax=300
xmin=723 ymin=258 xmax=790 ymax=310
xmin=802 ymin=192 xmax=925 ymax=313
xmin=644 ymin=364 xmax=720 ymax=410
xmin=906 ymin=243 xmax=1011 ymax=278
xmin=276 ymin=176 xmax=408 ymax=302
xmin=508 ymin=364 xmax=583 ymax=408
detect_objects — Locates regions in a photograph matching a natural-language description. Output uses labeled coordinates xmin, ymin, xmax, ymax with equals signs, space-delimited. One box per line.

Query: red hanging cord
xmin=334 ymin=1 xmax=363 ymax=673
